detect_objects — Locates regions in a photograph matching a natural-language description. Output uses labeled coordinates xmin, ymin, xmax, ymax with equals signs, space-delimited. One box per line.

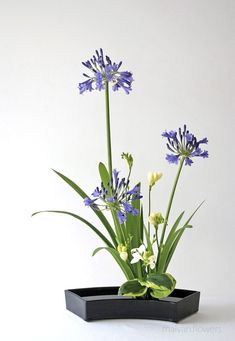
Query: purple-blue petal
xmin=92 ymin=187 xmax=101 ymax=198
xmin=127 ymin=184 xmax=140 ymax=195
xmin=185 ymin=157 xmax=193 ymax=166
xmin=118 ymin=211 xmax=126 ymax=224
xmin=166 ymin=154 xmax=179 ymax=164
xmin=84 ymin=198 xmax=97 ymax=206
xmin=107 ymin=196 xmax=115 ymax=203
xmin=162 ymin=130 xmax=177 ymax=140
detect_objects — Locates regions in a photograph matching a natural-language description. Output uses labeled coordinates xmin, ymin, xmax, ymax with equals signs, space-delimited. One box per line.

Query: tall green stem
xmin=160 ymin=156 xmax=185 ymax=245
xmin=105 ymin=81 xmax=112 ymax=176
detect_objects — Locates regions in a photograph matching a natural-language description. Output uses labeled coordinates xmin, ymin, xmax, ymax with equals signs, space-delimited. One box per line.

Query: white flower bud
xmin=148 ymin=255 xmax=156 ymax=269
xmin=148 ymin=212 xmax=164 ymax=226
xmin=120 ymin=251 xmax=128 ymax=262
xmin=148 ymin=172 xmax=162 ymax=187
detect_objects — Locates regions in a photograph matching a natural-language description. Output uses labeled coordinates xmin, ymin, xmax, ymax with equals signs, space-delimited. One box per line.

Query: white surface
xmin=0 ymin=0 xmax=235 ymax=340
xmin=1 ymin=295 xmax=235 ymax=341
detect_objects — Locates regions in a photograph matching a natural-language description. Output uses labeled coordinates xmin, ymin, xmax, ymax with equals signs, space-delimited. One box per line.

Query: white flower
xmin=130 ymin=244 xmax=146 ymax=264
xmin=148 ymin=255 xmax=156 ymax=269
xmin=119 ymin=251 xmax=128 ymax=262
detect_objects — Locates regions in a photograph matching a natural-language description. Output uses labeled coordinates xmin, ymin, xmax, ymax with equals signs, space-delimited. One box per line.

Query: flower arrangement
xmin=33 ymin=49 xmax=208 ymax=300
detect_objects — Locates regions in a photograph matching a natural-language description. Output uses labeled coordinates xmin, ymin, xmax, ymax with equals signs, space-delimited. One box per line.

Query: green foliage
xmin=118 ymin=279 xmax=147 ymax=297
xmin=147 ymin=273 xmax=176 ymax=299
xmin=118 ymin=272 xmax=176 ymax=299
xmin=32 ymin=210 xmax=114 ymax=248
xmin=157 ymin=201 xmax=204 ymax=273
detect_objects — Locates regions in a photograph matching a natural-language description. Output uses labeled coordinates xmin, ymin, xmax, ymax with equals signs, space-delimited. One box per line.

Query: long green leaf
xmin=125 ymin=195 xmax=143 ymax=279
xmin=32 ymin=210 xmax=114 ymax=248
xmin=164 ymin=228 xmax=185 ymax=271
xmin=157 ymin=211 xmax=185 ymax=272
xmin=183 ymin=201 xmax=205 ymax=226
xmin=52 ymin=169 xmax=117 ymax=247
xmin=164 ymin=201 xmax=205 ymax=271
xmin=164 ymin=211 xmax=185 ymax=246
xmin=126 ymin=186 xmax=141 ymax=247
xmin=157 ymin=228 xmax=184 ymax=273
xmin=92 ymin=247 xmax=135 ymax=280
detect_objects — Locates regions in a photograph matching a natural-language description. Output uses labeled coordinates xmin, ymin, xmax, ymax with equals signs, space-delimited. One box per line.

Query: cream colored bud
xmin=148 ymin=212 xmax=158 ymax=225
xmin=153 ymin=172 xmax=162 ymax=182
xmin=148 ymin=172 xmax=162 ymax=187
xmin=148 ymin=212 xmax=164 ymax=226
xmin=120 ymin=251 xmax=128 ymax=262
xmin=148 ymin=172 xmax=155 ymax=187
xmin=148 ymin=255 xmax=156 ymax=269
xmin=117 ymin=244 xmax=123 ymax=253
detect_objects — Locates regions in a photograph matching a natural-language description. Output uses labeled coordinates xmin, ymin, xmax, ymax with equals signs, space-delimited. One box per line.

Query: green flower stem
xmin=105 ymin=81 xmax=113 ymax=176
xmin=148 ymin=186 xmax=151 ymax=236
xmin=111 ymin=209 xmax=126 ymax=245
xmin=160 ymin=156 xmax=185 ymax=246
xmin=155 ymin=230 xmax=160 ymax=250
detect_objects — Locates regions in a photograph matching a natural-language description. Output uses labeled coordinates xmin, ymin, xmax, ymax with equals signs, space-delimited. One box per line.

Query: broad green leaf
xmin=118 ymin=279 xmax=147 ymax=297
xmin=147 ymin=273 xmax=176 ymax=299
xmin=92 ymin=247 xmax=135 ymax=280
xmin=147 ymin=273 xmax=176 ymax=290
xmin=32 ymin=210 xmax=114 ymax=248
xmin=98 ymin=162 xmax=110 ymax=190
xmin=52 ymin=169 xmax=117 ymax=247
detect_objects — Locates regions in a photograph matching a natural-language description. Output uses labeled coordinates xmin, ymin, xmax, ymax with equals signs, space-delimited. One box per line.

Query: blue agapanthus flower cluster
xmin=84 ymin=169 xmax=142 ymax=224
xmin=79 ymin=48 xmax=133 ymax=94
xmin=162 ymin=125 xmax=209 ymax=166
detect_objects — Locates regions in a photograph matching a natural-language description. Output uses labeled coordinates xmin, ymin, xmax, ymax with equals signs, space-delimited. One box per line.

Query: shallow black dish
xmin=65 ymin=286 xmax=200 ymax=322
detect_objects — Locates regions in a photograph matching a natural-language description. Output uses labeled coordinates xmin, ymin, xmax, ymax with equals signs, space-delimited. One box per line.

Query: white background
xmin=0 ymin=0 xmax=235 ymax=340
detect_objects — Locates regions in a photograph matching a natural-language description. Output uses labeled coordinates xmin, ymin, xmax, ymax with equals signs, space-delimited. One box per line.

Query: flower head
xmin=148 ymin=212 xmax=164 ymax=227
xmin=130 ymin=244 xmax=156 ymax=272
xmin=79 ymin=49 xmax=133 ymax=94
xmin=121 ymin=152 xmax=133 ymax=170
xmin=84 ymin=169 xmax=142 ymax=224
xmin=130 ymin=244 xmax=146 ymax=264
xmin=162 ymin=125 xmax=209 ymax=166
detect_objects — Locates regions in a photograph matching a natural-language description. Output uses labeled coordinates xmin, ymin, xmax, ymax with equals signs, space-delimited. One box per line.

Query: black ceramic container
xmin=65 ymin=286 xmax=200 ymax=322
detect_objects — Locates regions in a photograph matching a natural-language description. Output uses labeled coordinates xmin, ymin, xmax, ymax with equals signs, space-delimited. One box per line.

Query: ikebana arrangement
xmin=33 ymin=49 xmax=208 ymax=321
